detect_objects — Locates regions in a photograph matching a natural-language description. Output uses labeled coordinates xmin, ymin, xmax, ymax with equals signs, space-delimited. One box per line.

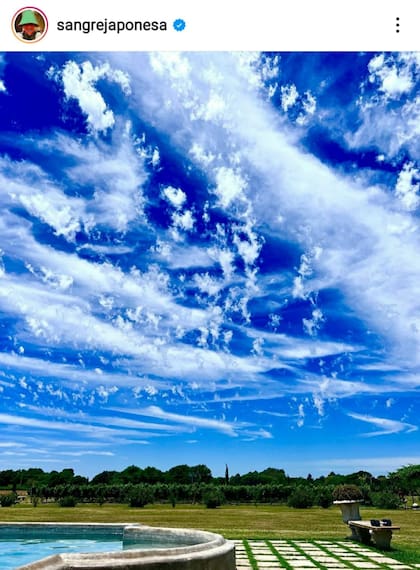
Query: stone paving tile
xmin=352 ymin=560 xmax=380 ymax=568
xmin=313 ymin=557 xmax=346 ymax=562
xmin=384 ymin=567 xmax=413 ymax=570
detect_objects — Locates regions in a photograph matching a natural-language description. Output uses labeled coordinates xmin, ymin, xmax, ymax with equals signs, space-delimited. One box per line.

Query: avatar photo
xmin=13 ymin=8 xmax=47 ymax=42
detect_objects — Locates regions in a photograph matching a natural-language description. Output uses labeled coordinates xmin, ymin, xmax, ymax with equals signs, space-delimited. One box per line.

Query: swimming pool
xmin=0 ymin=524 xmax=125 ymax=569
xmin=0 ymin=523 xmax=236 ymax=569
xmin=0 ymin=536 xmax=122 ymax=569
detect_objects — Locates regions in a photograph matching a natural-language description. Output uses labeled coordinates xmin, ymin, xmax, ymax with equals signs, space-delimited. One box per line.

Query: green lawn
xmin=0 ymin=503 xmax=419 ymax=563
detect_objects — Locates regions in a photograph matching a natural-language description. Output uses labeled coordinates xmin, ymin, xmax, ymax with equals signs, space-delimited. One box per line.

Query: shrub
xmin=332 ymin=484 xmax=363 ymax=501
xmin=316 ymin=487 xmax=333 ymax=508
xmin=371 ymin=491 xmax=402 ymax=509
xmin=0 ymin=493 xmax=17 ymax=507
xmin=287 ymin=486 xmax=314 ymax=508
xmin=129 ymin=486 xmax=154 ymax=508
xmin=203 ymin=488 xmax=224 ymax=509
xmin=59 ymin=496 xmax=77 ymax=507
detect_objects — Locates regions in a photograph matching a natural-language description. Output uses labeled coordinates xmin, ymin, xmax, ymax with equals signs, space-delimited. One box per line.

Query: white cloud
xmin=172 ymin=209 xmax=195 ymax=232
xmin=0 ymin=156 xmax=91 ymax=242
xmin=349 ymin=53 xmax=420 ymax=157
xmin=281 ymin=84 xmax=299 ymax=112
xmin=348 ymin=412 xmax=418 ymax=437
xmin=368 ymin=53 xmax=415 ymax=99
xmin=214 ymin=167 xmax=247 ymax=208
xmin=163 ymin=186 xmax=186 ymax=209
xmin=395 ymin=162 xmax=419 ymax=211
xmin=297 ymin=403 xmax=305 ymax=427
xmin=121 ymin=405 xmax=243 ymax=436
xmin=60 ymin=60 xmax=131 ymax=133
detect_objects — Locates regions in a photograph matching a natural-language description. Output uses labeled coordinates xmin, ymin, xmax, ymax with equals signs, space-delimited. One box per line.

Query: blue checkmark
xmin=173 ymin=18 xmax=186 ymax=32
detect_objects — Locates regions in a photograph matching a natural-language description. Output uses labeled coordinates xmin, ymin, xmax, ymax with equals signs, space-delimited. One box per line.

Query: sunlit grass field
xmin=0 ymin=503 xmax=419 ymax=563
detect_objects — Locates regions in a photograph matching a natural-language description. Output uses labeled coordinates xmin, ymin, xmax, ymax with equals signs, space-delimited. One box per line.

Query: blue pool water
xmin=0 ymin=536 xmax=122 ymax=569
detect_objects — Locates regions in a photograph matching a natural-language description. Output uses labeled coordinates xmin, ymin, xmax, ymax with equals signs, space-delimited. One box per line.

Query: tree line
xmin=0 ymin=464 xmax=419 ymax=509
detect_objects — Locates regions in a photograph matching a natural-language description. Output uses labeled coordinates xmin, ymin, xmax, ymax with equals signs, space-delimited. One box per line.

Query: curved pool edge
xmin=3 ymin=523 xmax=236 ymax=570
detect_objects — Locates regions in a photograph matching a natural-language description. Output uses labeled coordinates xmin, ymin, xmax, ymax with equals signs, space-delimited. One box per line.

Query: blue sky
xmin=0 ymin=52 xmax=419 ymax=479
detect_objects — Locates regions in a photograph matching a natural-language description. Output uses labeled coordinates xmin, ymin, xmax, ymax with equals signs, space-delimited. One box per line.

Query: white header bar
xmin=1 ymin=0 xmax=418 ymax=51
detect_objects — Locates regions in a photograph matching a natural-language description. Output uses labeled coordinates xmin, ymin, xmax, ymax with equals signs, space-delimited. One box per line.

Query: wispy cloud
xmin=348 ymin=412 xmax=418 ymax=437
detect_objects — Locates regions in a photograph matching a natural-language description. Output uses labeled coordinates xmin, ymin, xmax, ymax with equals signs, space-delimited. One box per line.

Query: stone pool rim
xmin=0 ymin=521 xmax=236 ymax=569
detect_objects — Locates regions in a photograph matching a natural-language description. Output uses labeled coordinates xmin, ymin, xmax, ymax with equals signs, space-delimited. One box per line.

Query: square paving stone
xmin=251 ymin=549 xmax=272 ymax=553
xmin=312 ymin=557 xmax=342 ymax=562
xmin=276 ymin=547 xmax=300 ymax=550
xmin=373 ymin=560 xmax=404 ymax=565
xmin=252 ymin=548 xmax=272 ymax=552
xmin=385 ymin=567 xmax=416 ymax=570
xmin=350 ymin=562 xmax=381 ymax=568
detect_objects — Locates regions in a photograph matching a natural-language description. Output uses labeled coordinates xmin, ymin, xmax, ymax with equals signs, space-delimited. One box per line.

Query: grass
xmin=0 ymin=503 xmax=419 ymax=563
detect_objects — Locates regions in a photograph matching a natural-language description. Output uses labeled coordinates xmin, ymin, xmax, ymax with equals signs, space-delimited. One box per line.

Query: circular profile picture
xmin=12 ymin=7 xmax=48 ymax=43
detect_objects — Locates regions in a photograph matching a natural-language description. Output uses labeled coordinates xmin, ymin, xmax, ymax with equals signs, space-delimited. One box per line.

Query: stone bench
xmin=348 ymin=520 xmax=400 ymax=550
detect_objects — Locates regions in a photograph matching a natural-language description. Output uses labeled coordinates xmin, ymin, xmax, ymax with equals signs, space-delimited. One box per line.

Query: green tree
xmin=166 ymin=465 xmax=193 ymax=484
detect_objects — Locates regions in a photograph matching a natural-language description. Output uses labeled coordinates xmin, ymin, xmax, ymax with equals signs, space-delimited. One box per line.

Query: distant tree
xmin=121 ymin=465 xmax=144 ymax=484
xmin=166 ymin=465 xmax=193 ymax=485
xmin=90 ymin=470 xmax=120 ymax=485
xmin=225 ymin=464 xmax=229 ymax=485
xmin=203 ymin=487 xmax=224 ymax=509
xmin=315 ymin=486 xmax=334 ymax=508
xmin=371 ymin=491 xmax=402 ymax=510
xmin=191 ymin=464 xmax=212 ymax=484
xmin=73 ymin=475 xmax=89 ymax=486
xmin=0 ymin=470 xmax=17 ymax=488
xmin=129 ymin=485 xmax=154 ymax=508
xmin=142 ymin=466 xmax=164 ymax=484
xmin=47 ymin=469 xmax=75 ymax=487
xmin=59 ymin=496 xmax=77 ymax=507
xmin=288 ymin=486 xmax=314 ymax=508
xmin=389 ymin=465 xmax=420 ymax=502
xmin=259 ymin=468 xmax=287 ymax=484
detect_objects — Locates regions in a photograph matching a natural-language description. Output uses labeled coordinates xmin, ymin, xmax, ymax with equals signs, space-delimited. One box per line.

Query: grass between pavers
xmin=266 ymin=540 xmax=295 ymax=570
xmin=243 ymin=539 xmax=259 ymax=570
xmin=0 ymin=503 xmax=418 ymax=563
xmin=289 ymin=539 xmax=336 ymax=570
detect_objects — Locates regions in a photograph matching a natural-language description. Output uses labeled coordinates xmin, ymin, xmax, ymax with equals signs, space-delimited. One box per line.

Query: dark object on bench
xmin=370 ymin=519 xmax=380 ymax=526
xmin=381 ymin=519 xmax=392 ymax=526
xmin=348 ymin=520 xmax=400 ymax=550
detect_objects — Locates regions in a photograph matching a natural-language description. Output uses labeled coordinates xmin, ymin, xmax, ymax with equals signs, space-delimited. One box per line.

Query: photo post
xmin=0 ymin=0 xmax=419 ymax=567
